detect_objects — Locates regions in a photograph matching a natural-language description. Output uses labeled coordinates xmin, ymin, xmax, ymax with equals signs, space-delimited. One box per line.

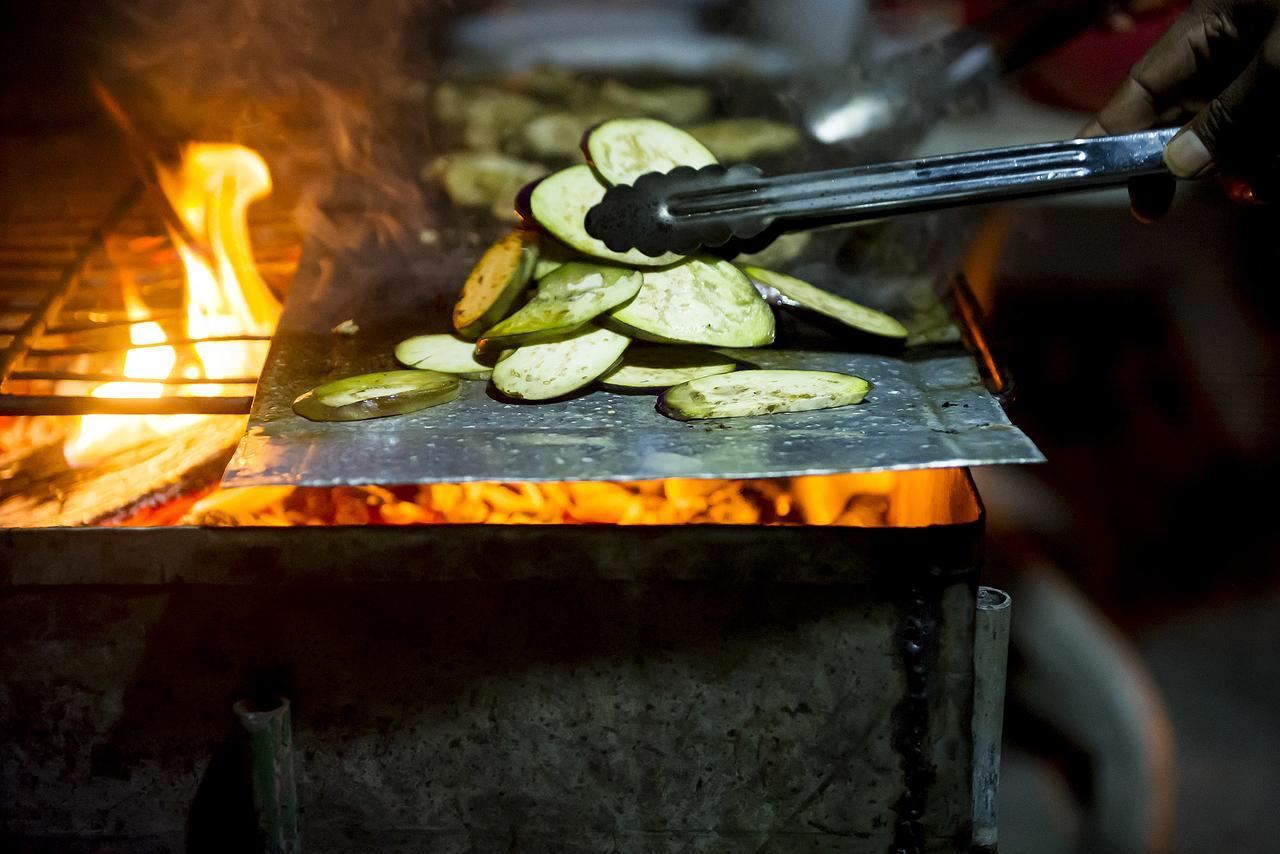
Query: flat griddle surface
xmin=223 ymin=233 xmax=1042 ymax=487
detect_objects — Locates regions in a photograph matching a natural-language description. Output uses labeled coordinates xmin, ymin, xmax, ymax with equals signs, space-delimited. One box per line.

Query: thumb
xmin=1165 ymin=25 xmax=1280 ymax=180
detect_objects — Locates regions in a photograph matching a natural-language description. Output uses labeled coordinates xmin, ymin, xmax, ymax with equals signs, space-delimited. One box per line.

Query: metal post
xmin=971 ymin=586 xmax=1011 ymax=852
xmin=233 ymin=697 xmax=301 ymax=854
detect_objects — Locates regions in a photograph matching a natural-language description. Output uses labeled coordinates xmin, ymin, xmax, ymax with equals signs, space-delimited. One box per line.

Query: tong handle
xmin=588 ymin=128 xmax=1180 ymax=257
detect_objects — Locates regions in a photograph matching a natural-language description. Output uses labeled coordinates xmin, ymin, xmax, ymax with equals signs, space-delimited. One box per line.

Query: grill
xmin=0 ymin=134 xmax=299 ymax=417
xmin=2 ymin=10 xmax=1034 ymax=852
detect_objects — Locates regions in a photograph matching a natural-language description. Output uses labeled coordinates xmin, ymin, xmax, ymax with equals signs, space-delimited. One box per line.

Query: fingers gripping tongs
xmin=585 ymin=128 xmax=1178 ymax=257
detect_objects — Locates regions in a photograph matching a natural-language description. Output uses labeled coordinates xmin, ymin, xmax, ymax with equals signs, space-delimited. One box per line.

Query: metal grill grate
xmin=0 ymin=180 xmax=298 ymax=415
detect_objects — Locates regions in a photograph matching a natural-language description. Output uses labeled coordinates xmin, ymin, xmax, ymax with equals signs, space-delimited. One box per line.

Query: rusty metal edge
xmin=0 ymin=518 xmax=982 ymax=588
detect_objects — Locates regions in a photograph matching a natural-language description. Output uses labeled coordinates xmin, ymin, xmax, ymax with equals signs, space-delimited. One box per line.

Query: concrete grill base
xmin=1 ymin=512 xmax=981 ymax=853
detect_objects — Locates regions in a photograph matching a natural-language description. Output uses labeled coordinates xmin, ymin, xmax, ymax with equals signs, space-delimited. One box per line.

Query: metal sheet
xmin=223 ymin=231 xmax=1041 ymax=487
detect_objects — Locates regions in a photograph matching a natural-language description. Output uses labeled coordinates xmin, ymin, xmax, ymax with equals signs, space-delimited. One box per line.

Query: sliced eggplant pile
xmin=584 ymin=117 xmax=717 ymax=186
xmin=452 ymin=229 xmax=539 ymax=339
xmin=608 ymin=257 xmax=775 ymax=347
xmin=492 ymin=324 xmax=630 ymax=400
xmin=395 ymin=334 xmax=494 ymax=380
xmin=742 ymin=266 xmax=908 ymax=340
xmin=293 ymin=370 xmax=460 ymax=422
xmin=600 ymin=346 xmax=737 ymax=390
xmin=658 ymin=370 xmax=871 ymax=421
xmin=477 ymin=262 xmax=642 ymax=353
xmin=283 ymin=114 xmax=900 ymax=428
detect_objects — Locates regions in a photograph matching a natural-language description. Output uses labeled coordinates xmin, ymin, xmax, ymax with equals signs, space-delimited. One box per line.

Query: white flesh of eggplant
xmin=293 ymin=370 xmax=460 ymax=422
xmin=585 ymin=118 xmax=718 ymax=186
xmin=492 ymin=324 xmax=630 ymax=400
xmin=477 ymin=262 xmax=642 ymax=352
xmin=608 ymin=257 xmax=774 ymax=347
xmin=530 ymin=165 xmax=681 ymax=267
xmin=394 ymin=334 xmax=493 ymax=380
xmin=600 ymin=346 xmax=737 ymax=389
xmin=658 ymin=369 xmax=870 ymax=421
xmin=742 ymin=266 xmax=908 ymax=339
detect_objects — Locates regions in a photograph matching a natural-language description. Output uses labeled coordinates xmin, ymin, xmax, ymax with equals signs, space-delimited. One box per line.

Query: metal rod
xmin=972 ymin=586 xmax=1012 ymax=852
xmin=0 ymin=182 xmax=144 ymax=383
xmin=233 ymin=697 xmax=301 ymax=854
xmin=28 ymin=334 xmax=272 ymax=357
xmin=10 ymin=371 xmax=257 ymax=385
xmin=0 ymin=394 xmax=253 ymax=415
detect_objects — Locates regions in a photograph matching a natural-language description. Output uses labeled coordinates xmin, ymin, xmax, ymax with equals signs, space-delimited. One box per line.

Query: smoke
xmin=99 ymin=0 xmax=442 ymax=257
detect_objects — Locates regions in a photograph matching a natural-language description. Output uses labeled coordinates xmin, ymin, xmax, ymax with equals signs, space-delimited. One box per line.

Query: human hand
xmin=1083 ymin=0 xmax=1279 ymax=220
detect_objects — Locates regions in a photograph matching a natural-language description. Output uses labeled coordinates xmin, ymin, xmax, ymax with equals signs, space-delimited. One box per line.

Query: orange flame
xmin=64 ymin=144 xmax=280 ymax=466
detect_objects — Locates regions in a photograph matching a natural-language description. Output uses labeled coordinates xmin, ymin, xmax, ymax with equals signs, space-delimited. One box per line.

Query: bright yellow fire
xmin=63 ymin=144 xmax=280 ymax=466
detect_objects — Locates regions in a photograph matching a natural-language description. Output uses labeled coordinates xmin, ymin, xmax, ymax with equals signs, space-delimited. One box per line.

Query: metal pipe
xmin=233 ymin=697 xmax=301 ymax=854
xmin=972 ymin=586 xmax=1011 ymax=851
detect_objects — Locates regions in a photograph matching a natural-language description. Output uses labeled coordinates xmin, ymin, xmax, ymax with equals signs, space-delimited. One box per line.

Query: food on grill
xmin=433 ymin=84 xmax=543 ymax=151
xmin=735 ymin=232 xmax=812 ymax=268
xmin=584 ymin=118 xmax=718 ymax=187
xmin=658 ymin=370 xmax=871 ymax=421
xmin=687 ymin=119 xmax=802 ymax=162
xmin=529 ymin=165 xmax=681 ymax=266
xmin=513 ymin=111 xmax=614 ymax=161
xmin=742 ymin=266 xmax=908 ymax=339
xmin=452 ymin=229 xmax=539 ymax=339
xmin=293 ymin=370 xmax=461 ymax=422
xmin=477 ymin=262 xmax=642 ymax=353
xmin=600 ymin=346 xmax=737 ymax=390
xmin=596 ymin=80 xmax=713 ymax=126
xmin=492 ymin=324 xmax=630 ymax=400
xmin=425 ymin=152 xmax=545 ymax=222
xmin=607 ymin=257 xmax=775 ymax=347
xmin=394 ymin=334 xmax=494 ymax=380
xmin=532 ymin=237 xmax=578 ymax=280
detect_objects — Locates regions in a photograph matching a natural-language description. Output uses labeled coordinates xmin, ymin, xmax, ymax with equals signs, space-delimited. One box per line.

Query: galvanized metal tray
xmin=223 ymin=227 xmax=1042 ymax=487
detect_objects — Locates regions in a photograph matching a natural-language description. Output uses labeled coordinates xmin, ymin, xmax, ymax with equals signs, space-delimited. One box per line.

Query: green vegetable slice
xmin=584 ymin=118 xmax=718 ymax=186
xmin=530 ymin=165 xmax=681 ymax=267
xmin=600 ymin=346 xmax=737 ymax=390
xmin=608 ymin=257 xmax=774 ymax=347
xmin=688 ymin=119 xmax=801 ymax=162
xmin=477 ymin=262 xmax=642 ymax=353
xmin=293 ymin=370 xmax=460 ymax=422
xmin=492 ymin=324 xmax=630 ymax=400
xmin=742 ymin=266 xmax=908 ymax=339
xmin=658 ymin=369 xmax=871 ymax=421
xmin=394 ymin=334 xmax=493 ymax=380
xmin=453 ymin=230 xmax=539 ymax=339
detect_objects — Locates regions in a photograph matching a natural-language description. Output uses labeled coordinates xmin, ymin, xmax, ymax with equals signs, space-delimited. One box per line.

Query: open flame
xmin=64 ymin=143 xmax=280 ymax=466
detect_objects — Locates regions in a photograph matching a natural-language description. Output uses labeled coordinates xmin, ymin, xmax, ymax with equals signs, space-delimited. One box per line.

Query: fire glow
xmin=64 ymin=144 xmax=280 ymax=466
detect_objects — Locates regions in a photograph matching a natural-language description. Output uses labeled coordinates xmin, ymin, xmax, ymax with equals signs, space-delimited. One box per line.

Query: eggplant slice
xmin=293 ymin=370 xmax=460 ymax=422
xmin=742 ymin=266 xmax=908 ymax=340
xmin=477 ymin=262 xmax=642 ymax=353
xmin=608 ymin=257 xmax=775 ymax=348
xmin=452 ymin=229 xmax=539 ymax=339
xmin=658 ymin=369 xmax=871 ymax=421
xmin=394 ymin=334 xmax=493 ymax=380
xmin=584 ymin=118 xmax=718 ymax=187
xmin=492 ymin=324 xmax=631 ymax=400
xmin=600 ymin=346 xmax=737 ymax=390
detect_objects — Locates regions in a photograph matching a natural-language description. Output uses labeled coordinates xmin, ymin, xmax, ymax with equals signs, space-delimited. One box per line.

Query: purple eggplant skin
xmin=513 ymin=177 xmax=546 ymax=227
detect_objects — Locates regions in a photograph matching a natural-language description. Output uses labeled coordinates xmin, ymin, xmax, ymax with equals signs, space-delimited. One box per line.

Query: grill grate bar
xmin=0 ymin=182 xmax=143 ymax=384
xmin=0 ymin=395 xmax=255 ymax=415
xmin=11 ymin=371 xmax=258 ymax=385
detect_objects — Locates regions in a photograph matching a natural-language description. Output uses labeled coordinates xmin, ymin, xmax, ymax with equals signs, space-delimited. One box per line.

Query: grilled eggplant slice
xmin=394 ymin=334 xmax=493 ymax=380
xmin=596 ymin=80 xmax=713 ymax=126
xmin=608 ymin=257 xmax=774 ymax=347
xmin=658 ymin=369 xmax=871 ymax=421
xmin=600 ymin=346 xmax=736 ymax=390
xmin=584 ymin=118 xmax=718 ymax=187
xmin=477 ymin=262 xmax=642 ymax=353
xmin=425 ymin=152 xmax=545 ymax=222
xmin=688 ymin=119 xmax=801 ymax=162
xmin=529 ymin=165 xmax=681 ymax=267
xmin=293 ymin=370 xmax=460 ymax=422
xmin=453 ymin=230 xmax=539 ymax=340
xmin=742 ymin=266 xmax=908 ymax=340
xmin=492 ymin=324 xmax=630 ymax=400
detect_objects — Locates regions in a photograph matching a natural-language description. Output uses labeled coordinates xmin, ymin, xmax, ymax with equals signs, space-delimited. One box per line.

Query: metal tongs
xmin=585 ymin=128 xmax=1179 ymax=258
